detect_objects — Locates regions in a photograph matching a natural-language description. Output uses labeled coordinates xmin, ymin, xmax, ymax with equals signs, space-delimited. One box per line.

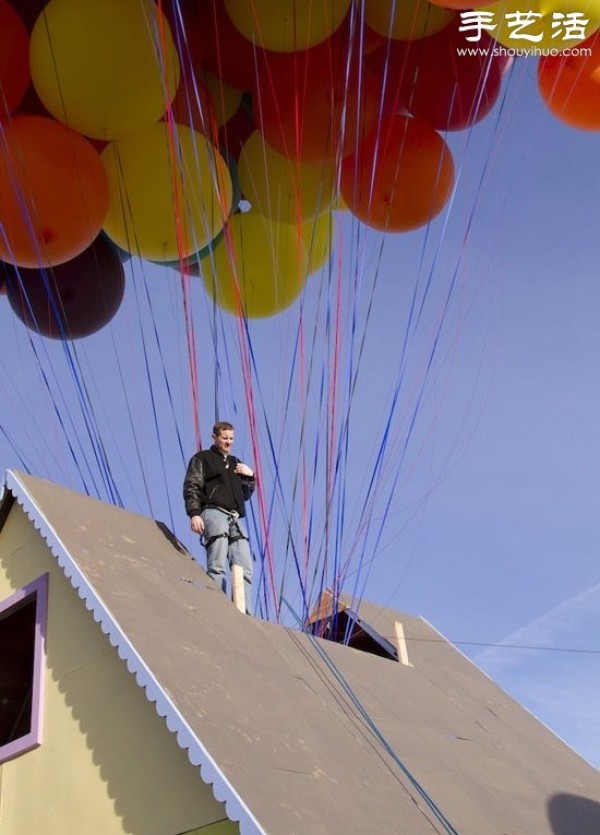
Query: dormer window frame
xmin=310 ymin=607 xmax=399 ymax=662
xmin=0 ymin=573 xmax=48 ymax=764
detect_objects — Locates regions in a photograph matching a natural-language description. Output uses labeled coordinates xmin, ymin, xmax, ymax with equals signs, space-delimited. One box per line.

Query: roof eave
xmin=2 ymin=469 xmax=266 ymax=835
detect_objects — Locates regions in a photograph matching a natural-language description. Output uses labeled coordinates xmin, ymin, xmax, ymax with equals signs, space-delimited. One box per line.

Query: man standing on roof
xmin=183 ymin=421 xmax=256 ymax=613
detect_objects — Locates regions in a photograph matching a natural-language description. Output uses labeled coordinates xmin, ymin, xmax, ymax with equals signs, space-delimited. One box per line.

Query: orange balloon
xmin=538 ymin=31 xmax=600 ymax=129
xmin=0 ymin=116 xmax=109 ymax=267
xmin=341 ymin=115 xmax=455 ymax=231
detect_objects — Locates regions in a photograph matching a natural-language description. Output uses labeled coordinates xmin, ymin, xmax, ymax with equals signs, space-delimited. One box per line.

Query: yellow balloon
xmin=102 ymin=123 xmax=232 ymax=262
xmin=480 ymin=0 xmax=599 ymax=49
xmin=224 ymin=0 xmax=351 ymax=51
xmin=365 ymin=0 xmax=454 ymax=40
xmin=30 ymin=0 xmax=180 ymax=140
xmin=238 ymin=132 xmax=336 ymax=225
xmin=202 ymin=72 xmax=243 ymax=127
xmin=201 ymin=211 xmax=326 ymax=318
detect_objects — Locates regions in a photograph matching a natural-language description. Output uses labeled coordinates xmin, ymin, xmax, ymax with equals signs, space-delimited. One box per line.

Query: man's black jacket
xmin=183 ymin=445 xmax=255 ymax=518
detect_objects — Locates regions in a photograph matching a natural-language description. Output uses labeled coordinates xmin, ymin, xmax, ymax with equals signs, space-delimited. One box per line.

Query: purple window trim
xmin=0 ymin=573 xmax=48 ymax=764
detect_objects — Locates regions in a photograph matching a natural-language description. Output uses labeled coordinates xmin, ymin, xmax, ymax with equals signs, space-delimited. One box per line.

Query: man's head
xmin=212 ymin=421 xmax=235 ymax=455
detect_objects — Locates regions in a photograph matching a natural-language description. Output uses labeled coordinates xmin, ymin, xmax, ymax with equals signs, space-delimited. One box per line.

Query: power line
xmin=388 ymin=635 xmax=600 ymax=656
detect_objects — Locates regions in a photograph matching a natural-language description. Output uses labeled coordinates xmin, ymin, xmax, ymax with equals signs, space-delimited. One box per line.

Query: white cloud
xmin=474 ymin=581 xmax=600 ymax=676
xmin=472 ymin=582 xmax=600 ymax=767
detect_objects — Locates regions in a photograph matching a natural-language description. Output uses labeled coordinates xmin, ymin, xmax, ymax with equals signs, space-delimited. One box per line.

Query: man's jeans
xmin=201 ymin=507 xmax=253 ymax=613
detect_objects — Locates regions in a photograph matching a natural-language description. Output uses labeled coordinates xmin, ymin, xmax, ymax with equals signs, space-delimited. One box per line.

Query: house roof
xmin=1 ymin=469 xmax=598 ymax=835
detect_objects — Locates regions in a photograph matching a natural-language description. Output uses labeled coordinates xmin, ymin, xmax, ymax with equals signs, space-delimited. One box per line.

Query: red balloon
xmin=162 ymin=0 xmax=216 ymax=131
xmin=0 ymin=0 xmax=30 ymax=116
xmin=341 ymin=115 xmax=455 ymax=232
xmin=253 ymin=21 xmax=379 ymax=162
xmin=196 ymin=0 xmax=260 ymax=92
xmin=162 ymin=0 xmax=204 ymax=63
xmin=363 ymin=23 xmax=387 ymax=56
xmin=196 ymin=4 xmax=383 ymax=160
xmin=0 ymin=116 xmax=109 ymax=268
xmin=367 ymin=23 xmax=503 ymax=131
xmin=169 ymin=65 xmax=219 ymax=141
xmin=538 ymin=31 xmax=600 ymax=130
xmin=4 ymin=234 xmax=125 ymax=339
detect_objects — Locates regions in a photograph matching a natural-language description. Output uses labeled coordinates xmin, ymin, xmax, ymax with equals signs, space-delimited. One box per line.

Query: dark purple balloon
xmin=4 ymin=234 xmax=125 ymax=339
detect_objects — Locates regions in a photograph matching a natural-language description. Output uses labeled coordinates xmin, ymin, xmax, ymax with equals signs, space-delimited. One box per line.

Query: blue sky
xmin=1 ymin=49 xmax=599 ymax=768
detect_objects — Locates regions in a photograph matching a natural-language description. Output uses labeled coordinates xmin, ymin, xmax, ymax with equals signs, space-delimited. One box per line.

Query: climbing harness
xmin=202 ymin=510 xmax=249 ymax=550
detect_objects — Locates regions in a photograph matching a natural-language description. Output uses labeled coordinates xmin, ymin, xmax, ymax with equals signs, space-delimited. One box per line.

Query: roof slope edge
xmin=3 ymin=470 xmax=265 ymax=835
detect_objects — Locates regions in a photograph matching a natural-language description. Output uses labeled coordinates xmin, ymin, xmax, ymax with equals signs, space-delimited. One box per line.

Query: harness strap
xmin=203 ymin=531 xmax=229 ymax=549
xmin=228 ymin=520 xmax=248 ymax=543
xmin=203 ymin=517 xmax=249 ymax=549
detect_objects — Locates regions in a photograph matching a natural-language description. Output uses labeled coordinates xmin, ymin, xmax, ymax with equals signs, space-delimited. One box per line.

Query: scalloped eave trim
xmin=3 ymin=469 xmax=265 ymax=835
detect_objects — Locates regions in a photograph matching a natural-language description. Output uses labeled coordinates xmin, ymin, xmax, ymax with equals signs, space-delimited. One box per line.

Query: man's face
xmin=213 ymin=429 xmax=234 ymax=455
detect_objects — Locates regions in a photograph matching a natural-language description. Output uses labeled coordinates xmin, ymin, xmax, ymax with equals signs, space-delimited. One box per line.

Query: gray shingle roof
xmin=2 ymin=469 xmax=598 ymax=835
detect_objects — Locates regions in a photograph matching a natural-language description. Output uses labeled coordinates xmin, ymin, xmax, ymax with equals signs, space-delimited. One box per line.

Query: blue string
xmin=284 ymin=598 xmax=461 ymax=835
xmin=0 ymin=423 xmax=32 ymax=473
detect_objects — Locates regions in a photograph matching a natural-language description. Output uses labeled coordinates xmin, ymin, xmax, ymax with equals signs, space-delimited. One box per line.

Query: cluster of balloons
xmin=0 ymin=0 xmax=598 ymax=337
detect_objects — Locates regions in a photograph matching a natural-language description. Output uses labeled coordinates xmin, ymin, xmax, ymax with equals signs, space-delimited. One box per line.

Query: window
xmin=310 ymin=609 xmax=398 ymax=661
xmin=0 ymin=574 xmax=48 ymax=764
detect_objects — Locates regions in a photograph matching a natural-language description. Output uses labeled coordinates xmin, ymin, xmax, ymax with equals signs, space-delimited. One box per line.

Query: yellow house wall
xmin=0 ymin=502 xmax=237 ymax=835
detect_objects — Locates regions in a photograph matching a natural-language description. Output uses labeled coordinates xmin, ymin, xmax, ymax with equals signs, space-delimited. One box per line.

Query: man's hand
xmin=190 ymin=515 xmax=204 ymax=535
xmin=235 ymin=462 xmax=254 ymax=477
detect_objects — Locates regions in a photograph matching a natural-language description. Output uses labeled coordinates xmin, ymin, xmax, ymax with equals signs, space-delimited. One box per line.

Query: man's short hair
xmin=213 ymin=421 xmax=234 ymax=436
